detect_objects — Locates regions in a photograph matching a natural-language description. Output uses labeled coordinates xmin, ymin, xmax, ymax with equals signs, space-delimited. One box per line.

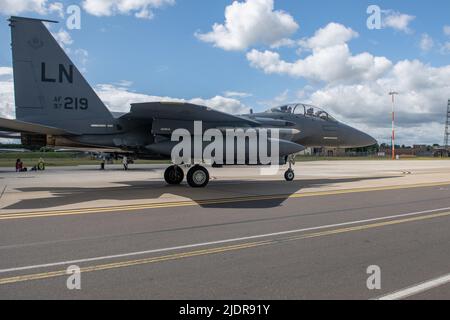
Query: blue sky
xmin=1 ymin=0 xmax=450 ymax=145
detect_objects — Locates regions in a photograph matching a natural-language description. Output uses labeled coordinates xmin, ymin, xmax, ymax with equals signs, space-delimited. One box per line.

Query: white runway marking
xmin=377 ymin=273 xmax=450 ymax=300
xmin=1 ymin=206 xmax=450 ymax=274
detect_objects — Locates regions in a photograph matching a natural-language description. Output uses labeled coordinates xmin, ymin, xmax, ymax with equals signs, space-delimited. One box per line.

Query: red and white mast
xmin=389 ymin=91 xmax=398 ymax=160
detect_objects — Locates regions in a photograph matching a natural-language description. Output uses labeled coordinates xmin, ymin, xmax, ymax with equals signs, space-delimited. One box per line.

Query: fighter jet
xmin=0 ymin=17 xmax=377 ymax=187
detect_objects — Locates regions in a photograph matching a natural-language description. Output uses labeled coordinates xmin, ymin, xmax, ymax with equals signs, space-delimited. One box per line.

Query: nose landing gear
xmin=284 ymin=155 xmax=295 ymax=182
xmin=284 ymin=169 xmax=295 ymax=181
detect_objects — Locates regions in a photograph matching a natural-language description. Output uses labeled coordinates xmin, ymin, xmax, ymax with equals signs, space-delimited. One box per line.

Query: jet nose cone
xmin=367 ymin=134 xmax=378 ymax=147
xmin=340 ymin=123 xmax=377 ymax=148
xmin=355 ymin=130 xmax=377 ymax=147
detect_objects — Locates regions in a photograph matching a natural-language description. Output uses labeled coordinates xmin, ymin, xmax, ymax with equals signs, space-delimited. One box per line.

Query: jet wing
xmin=124 ymin=102 xmax=261 ymax=126
xmin=0 ymin=117 xmax=78 ymax=136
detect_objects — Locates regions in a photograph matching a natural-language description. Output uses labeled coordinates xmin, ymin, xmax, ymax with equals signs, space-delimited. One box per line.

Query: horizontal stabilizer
xmin=0 ymin=117 xmax=77 ymax=136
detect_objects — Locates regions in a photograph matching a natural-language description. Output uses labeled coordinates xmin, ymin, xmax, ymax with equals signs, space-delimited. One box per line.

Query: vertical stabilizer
xmin=10 ymin=16 xmax=114 ymax=134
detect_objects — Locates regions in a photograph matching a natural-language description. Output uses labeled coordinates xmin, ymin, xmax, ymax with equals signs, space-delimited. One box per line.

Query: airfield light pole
xmin=389 ymin=91 xmax=399 ymax=160
xmin=444 ymin=99 xmax=450 ymax=150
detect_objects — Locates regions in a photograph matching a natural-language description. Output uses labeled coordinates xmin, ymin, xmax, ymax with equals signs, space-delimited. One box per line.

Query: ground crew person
xmin=123 ymin=156 xmax=128 ymax=171
xmin=38 ymin=157 xmax=45 ymax=171
xmin=100 ymin=156 xmax=106 ymax=170
xmin=15 ymin=159 xmax=22 ymax=172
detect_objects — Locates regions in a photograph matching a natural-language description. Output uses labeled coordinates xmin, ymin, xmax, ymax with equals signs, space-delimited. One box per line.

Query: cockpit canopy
xmin=268 ymin=103 xmax=337 ymax=122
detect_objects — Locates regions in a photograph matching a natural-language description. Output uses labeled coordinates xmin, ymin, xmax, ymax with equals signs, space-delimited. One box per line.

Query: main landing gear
xmin=164 ymin=164 xmax=210 ymax=188
xmin=186 ymin=165 xmax=210 ymax=188
xmin=165 ymin=157 xmax=295 ymax=187
xmin=164 ymin=165 xmax=184 ymax=185
xmin=284 ymin=155 xmax=295 ymax=182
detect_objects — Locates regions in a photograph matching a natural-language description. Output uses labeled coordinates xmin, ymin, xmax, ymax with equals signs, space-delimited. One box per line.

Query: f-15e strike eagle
xmin=0 ymin=16 xmax=376 ymax=187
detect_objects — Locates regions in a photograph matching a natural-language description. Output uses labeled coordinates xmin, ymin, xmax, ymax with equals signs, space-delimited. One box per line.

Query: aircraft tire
xmin=284 ymin=169 xmax=295 ymax=182
xmin=164 ymin=165 xmax=184 ymax=185
xmin=187 ymin=165 xmax=210 ymax=188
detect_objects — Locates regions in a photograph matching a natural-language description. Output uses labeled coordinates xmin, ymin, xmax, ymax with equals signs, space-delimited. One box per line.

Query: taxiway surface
xmin=0 ymin=160 xmax=449 ymax=299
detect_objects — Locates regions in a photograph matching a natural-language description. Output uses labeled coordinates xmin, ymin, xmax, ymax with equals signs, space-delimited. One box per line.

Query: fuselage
xmin=59 ymin=103 xmax=376 ymax=161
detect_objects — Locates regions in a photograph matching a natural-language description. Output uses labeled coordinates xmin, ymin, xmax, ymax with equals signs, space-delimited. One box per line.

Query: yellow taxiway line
xmin=0 ymin=181 xmax=450 ymax=221
xmin=1 ymin=209 xmax=450 ymax=285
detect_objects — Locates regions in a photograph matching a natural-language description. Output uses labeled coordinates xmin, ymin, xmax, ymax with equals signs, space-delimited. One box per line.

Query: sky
xmin=1 ymin=0 xmax=450 ymax=145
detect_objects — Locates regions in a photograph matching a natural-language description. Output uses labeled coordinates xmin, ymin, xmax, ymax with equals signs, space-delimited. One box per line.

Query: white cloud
xmin=0 ymin=0 xmax=47 ymax=15
xmin=443 ymin=25 xmax=450 ymax=36
xmin=270 ymin=38 xmax=296 ymax=49
xmin=195 ymin=0 xmax=299 ymax=51
xmin=247 ymin=23 xmax=391 ymax=84
xmin=0 ymin=68 xmax=14 ymax=120
xmin=223 ymin=91 xmax=252 ymax=98
xmin=382 ymin=11 xmax=415 ymax=33
xmin=258 ymin=89 xmax=290 ymax=108
xmin=95 ymin=84 xmax=249 ymax=115
xmin=300 ymin=22 xmax=358 ymax=49
xmin=52 ymin=28 xmax=73 ymax=47
xmin=0 ymin=0 xmax=63 ymax=16
xmin=48 ymin=2 xmax=64 ymax=17
xmin=116 ymin=80 xmax=134 ymax=87
xmin=296 ymin=85 xmax=315 ymax=100
xmin=419 ymin=33 xmax=434 ymax=52
xmin=73 ymin=48 xmax=89 ymax=73
xmin=82 ymin=0 xmax=175 ymax=19
xmin=190 ymin=96 xmax=249 ymax=114
xmin=0 ymin=67 xmax=13 ymax=77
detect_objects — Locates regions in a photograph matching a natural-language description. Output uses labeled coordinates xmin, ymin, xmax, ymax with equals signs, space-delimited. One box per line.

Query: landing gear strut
xmin=284 ymin=155 xmax=295 ymax=182
xmin=187 ymin=165 xmax=210 ymax=188
xmin=164 ymin=165 xmax=184 ymax=185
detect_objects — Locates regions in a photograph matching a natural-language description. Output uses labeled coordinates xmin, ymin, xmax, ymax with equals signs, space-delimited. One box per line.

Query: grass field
xmin=0 ymin=151 xmax=447 ymax=168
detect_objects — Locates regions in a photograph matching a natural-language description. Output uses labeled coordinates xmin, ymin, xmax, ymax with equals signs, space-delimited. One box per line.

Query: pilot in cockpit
xmin=306 ymin=108 xmax=314 ymax=116
xmin=316 ymin=111 xmax=328 ymax=120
